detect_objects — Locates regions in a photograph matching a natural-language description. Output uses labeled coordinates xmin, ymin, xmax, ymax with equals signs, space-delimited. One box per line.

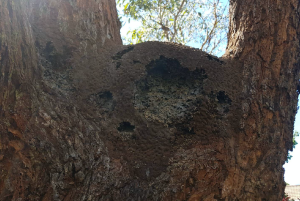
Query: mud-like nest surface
xmin=134 ymin=55 xmax=208 ymax=125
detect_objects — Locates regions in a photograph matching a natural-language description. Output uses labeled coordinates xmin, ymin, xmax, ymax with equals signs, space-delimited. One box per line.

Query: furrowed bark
xmin=224 ymin=0 xmax=300 ymax=199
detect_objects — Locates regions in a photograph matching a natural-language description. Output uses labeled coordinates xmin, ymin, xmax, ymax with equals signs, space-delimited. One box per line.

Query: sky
xmin=284 ymin=110 xmax=300 ymax=185
xmin=118 ymin=1 xmax=300 ymax=186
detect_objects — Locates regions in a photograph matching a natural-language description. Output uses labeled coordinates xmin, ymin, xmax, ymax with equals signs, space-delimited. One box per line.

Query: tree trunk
xmin=0 ymin=0 xmax=299 ymax=200
xmin=224 ymin=0 xmax=300 ymax=199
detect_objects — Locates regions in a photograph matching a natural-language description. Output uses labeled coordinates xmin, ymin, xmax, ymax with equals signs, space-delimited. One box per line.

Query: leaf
xmin=169 ymin=18 xmax=174 ymax=21
xmin=132 ymin=30 xmax=137 ymax=40
xmin=124 ymin=3 xmax=129 ymax=10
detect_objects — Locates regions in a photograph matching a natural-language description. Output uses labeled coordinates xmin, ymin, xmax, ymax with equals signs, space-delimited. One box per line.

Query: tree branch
xmin=170 ymin=0 xmax=186 ymax=42
xmin=200 ymin=1 xmax=219 ymax=51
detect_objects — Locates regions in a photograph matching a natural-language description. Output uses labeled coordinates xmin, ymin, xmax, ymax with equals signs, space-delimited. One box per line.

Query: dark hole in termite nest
xmin=217 ymin=91 xmax=232 ymax=104
xmin=117 ymin=122 xmax=135 ymax=132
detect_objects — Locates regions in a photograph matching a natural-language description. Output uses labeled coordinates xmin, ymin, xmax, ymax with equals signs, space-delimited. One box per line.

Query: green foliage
xmin=118 ymin=0 xmax=228 ymax=55
xmin=293 ymin=131 xmax=299 ymax=147
xmin=286 ymin=131 xmax=299 ymax=162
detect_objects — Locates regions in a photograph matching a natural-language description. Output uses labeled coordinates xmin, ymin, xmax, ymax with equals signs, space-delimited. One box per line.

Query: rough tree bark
xmin=0 ymin=0 xmax=299 ymax=200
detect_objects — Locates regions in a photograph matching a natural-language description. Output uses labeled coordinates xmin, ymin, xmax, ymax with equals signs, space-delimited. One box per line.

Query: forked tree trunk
xmin=0 ymin=0 xmax=299 ymax=200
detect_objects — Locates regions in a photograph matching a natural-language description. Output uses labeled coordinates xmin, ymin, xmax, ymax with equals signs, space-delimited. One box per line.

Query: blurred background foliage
xmin=117 ymin=0 xmax=229 ymax=55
